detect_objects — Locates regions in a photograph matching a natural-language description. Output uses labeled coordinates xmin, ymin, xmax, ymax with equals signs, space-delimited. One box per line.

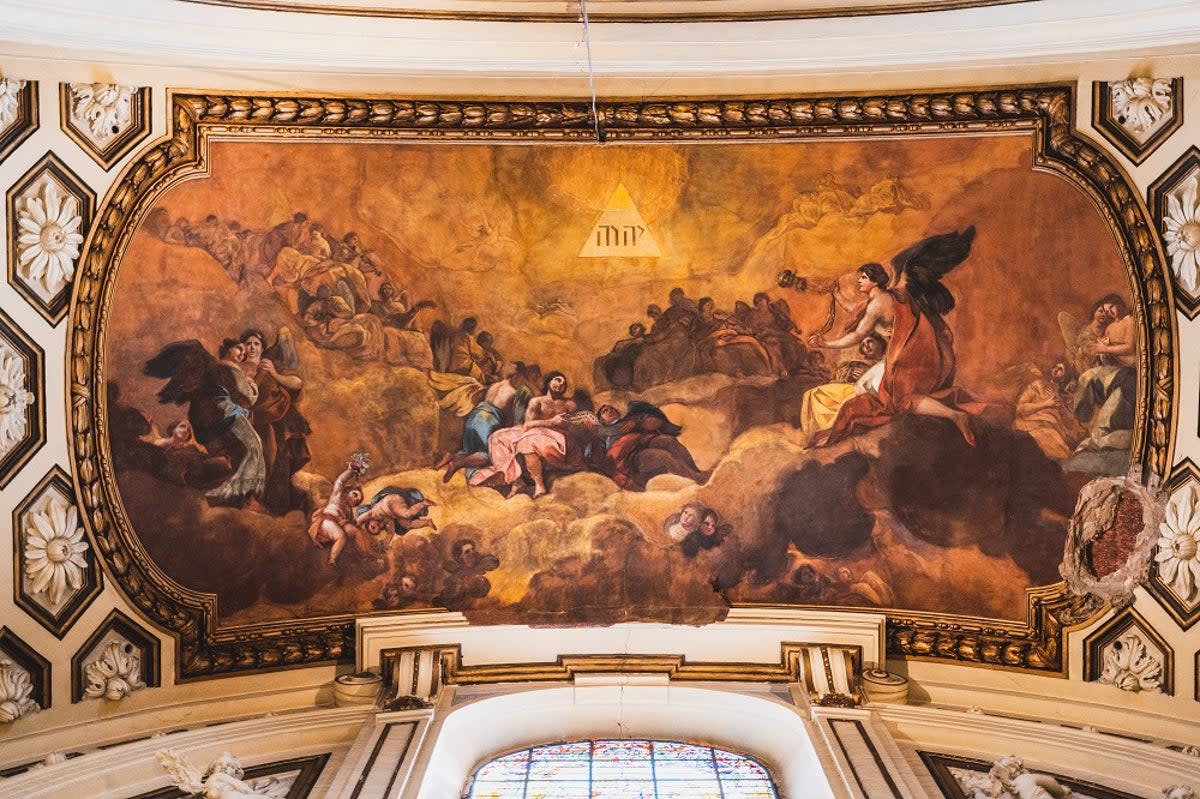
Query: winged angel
xmin=813 ymin=226 xmax=982 ymax=446
xmin=155 ymin=750 xmax=292 ymax=799
xmin=1056 ymin=301 xmax=1111 ymax=378
xmin=952 ymin=756 xmax=1073 ymax=799
xmin=143 ymin=339 xmax=266 ymax=505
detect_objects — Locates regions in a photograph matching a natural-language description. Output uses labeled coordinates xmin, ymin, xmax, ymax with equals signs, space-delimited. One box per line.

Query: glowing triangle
xmin=579 ymin=183 xmax=662 ymax=258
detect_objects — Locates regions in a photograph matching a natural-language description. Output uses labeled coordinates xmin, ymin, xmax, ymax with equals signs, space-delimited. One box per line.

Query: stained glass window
xmin=465 ymin=739 xmax=779 ymax=799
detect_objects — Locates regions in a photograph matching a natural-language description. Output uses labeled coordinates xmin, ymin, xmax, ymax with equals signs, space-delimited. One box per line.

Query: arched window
xmin=465 ymin=739 xmax=780 ymax=799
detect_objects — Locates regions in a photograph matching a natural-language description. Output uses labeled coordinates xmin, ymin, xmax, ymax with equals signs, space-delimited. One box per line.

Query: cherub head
xmin=205 ymin=752 xmax=245 ymax=780
xmin=452 ymin=538 xmax=479 ymax=566
xmin=168 ymin=419 xmax=193 ymax=443
xmin=677 ymin=502 xmax=706 ymax=534
xmin=988 ymin=755 xmax=1027 ymax=783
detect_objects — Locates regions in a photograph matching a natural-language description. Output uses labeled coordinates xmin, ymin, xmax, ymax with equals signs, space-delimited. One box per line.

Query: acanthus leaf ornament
xmin=68 ymin=83 xmax=135 ymax=145
xmin=0 ymin=659 xmax=40 ymax=723
xmin=0 ymin=340 xmax=34 ymax=458
xmin=1110 ymin=77 xmax=1175 ymax=141
xmin=1096 ymin=631 xmax=1164 ymax=693
xmin=1093 ymin=76 xmax=1183 ymax=166
xmin=60 ymin=82 xmax=150 ymax=170
xmin=83 ymin=640 xmax=145 ymax=701
xmin=0 ymin=77 xmax=25 ymax=134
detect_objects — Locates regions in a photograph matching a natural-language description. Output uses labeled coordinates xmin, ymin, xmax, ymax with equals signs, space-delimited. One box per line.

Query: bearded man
xmin=468 ymin=371 xmax=585 ymax=498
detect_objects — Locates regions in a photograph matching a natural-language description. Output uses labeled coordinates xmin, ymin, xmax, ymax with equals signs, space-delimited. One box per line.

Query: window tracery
xmin=465 ymin=739 xmax=779 ymax=799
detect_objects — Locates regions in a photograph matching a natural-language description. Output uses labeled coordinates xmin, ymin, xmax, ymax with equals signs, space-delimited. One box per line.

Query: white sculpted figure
xmin=954 ymin=756 xmax=1073 ymax=799
xmin=155 ymin=750 xmax=290 ymax=799
xmin=988 ymin=757 xmax=1073 ymax=799
xmin=1162 ymin=787 xmax=1198 ymax=799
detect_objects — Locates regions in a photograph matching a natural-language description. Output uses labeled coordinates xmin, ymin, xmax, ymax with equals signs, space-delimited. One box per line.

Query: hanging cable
xmin=579 ymin=0 xmax=605 ymax=143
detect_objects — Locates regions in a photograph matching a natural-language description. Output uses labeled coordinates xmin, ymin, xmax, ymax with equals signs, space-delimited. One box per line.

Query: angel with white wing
xmin=1056 ymin=299 xmax=1112 ymax=377
xmin=155 ymin=750 xmax=291 ymax=799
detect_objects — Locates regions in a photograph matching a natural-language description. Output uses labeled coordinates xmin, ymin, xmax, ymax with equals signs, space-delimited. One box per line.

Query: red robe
xmin=822 ymin=289 xmax=980 ymax=446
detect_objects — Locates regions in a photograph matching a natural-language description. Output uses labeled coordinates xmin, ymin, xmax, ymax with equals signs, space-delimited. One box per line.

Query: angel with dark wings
xmin=143 ymin=338 xmax=266 ymax=505
xmin=810 ymin=226 xmax=983 ymax=446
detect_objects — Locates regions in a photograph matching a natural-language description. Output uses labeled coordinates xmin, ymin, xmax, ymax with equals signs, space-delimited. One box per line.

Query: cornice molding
xmin=1 ymin=0 xmax=1199 ymax=76
xmin=0 ymin=706 xmax=369 ymax=799
xmin=176 ymin=0 xmax=1037 ymax=23
xmin=877 ymin=704 xmax=1200 ymax=786
xmin=358 ymin=608 xmax=886 ymax=677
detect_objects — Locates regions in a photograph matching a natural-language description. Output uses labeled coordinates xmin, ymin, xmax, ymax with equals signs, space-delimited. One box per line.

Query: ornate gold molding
xmin=380 ymin=642 xmax=861 ymax=689
xmin=887 ymin=585 xmax=1104 ymax=674
xmin=70 ymin=86 xmax=1175 ymax=679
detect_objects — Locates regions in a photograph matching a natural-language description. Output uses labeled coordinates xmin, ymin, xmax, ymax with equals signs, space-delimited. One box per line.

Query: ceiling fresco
xmin=70 ymin=89 xmax=1174 ymax=678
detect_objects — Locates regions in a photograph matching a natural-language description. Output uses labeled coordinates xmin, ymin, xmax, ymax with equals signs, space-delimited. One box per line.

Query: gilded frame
xmin=69 ymin=86 xmax=1176 ymax=680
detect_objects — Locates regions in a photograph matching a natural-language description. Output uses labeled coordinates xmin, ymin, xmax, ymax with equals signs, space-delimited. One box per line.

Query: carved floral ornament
xmin=68 ymin=83 xmax=135 ymax=145
xmin=1110 ymin=78 xmax=1175 ymax=143
xmin=1162 ymin=170 xmax=1200 ymax=297
xmin=0 ymin=77 xmax=25 ymax=134
xmin=1155 ymin=482 xmax=1200 ymax=610
xmin=0 ymin=659 xmax=39 ymax=724
xmin=83 ymin=639 xmax=145 ymax=701
xmin=1096 ymin=630 xmax=1163 ymax=693
xmin=0 ymin=339 xmax=35 ymax=459
xmin=14 ymin=177 xmax=85 ymax=299
xmin=22 ymin=495 xmax=89 ymax=608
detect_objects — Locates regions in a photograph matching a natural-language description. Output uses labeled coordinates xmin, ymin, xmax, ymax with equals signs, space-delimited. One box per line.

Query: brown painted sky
xmin=114 ymin=133 xmax=1126 ymax=381
xmin=109 ymin=132 xmax=1129 ymax=469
